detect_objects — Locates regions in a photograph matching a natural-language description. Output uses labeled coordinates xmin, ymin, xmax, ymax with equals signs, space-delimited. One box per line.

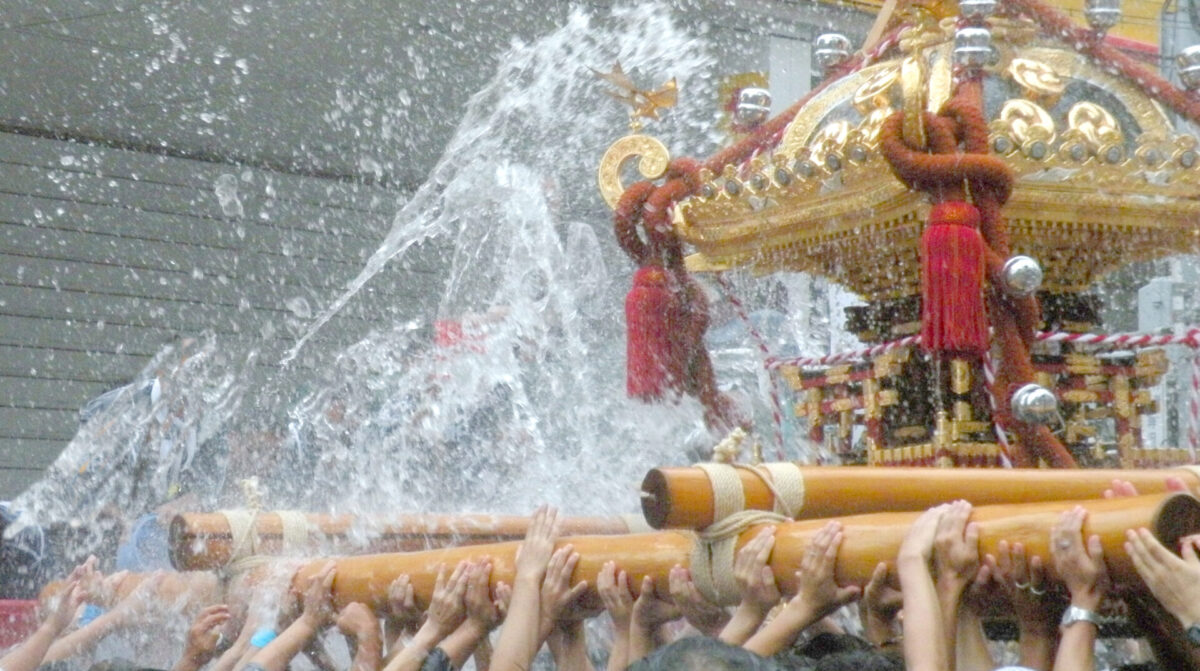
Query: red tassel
xmin=921 ymin=201 xmax=988 ymax=355
xmin=626 ymin=266 xmax=682 ymax=399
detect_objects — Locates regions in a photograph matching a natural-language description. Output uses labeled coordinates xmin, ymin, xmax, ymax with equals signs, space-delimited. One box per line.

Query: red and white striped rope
xmin=765 ymin=335 xmax=921 ymax=369
xmin=763 ymin=327 xmax=1200 ymax=456
xmin=1191 ymin=353 xmax=1200 ymax=458
xmin=1036 ymin=328 xmax=1200 ymax=349
xmin=768 ymin=329 xmax=1200 ymax=370
xmin=981 ymin=355 xmax=1014 ymax=467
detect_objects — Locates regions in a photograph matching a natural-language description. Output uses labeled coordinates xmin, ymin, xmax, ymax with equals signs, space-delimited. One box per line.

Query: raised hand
xmin=539 ymin=545 xmax=591 ymax=640
xmin=336 ymin=602 xmax=378 ymax=642
xmin=790 ymin=521 xmax=861 ymax=621
xmin=668 ymin=565 xmax=728 ymax=636
xmin=465 ymin=559 xmax=506 ymax=633
xmin=182 ymin=604 xmax=233 ymax=667
xmin=986 ymin=540 xmax=1056 ymax=632
xmin=732 ymin=526 xmax=781 ymax=616
xmin=299 ymin=562 xmax=337 ymax=629
xmin=47 ymin=581 xmax=86 ymax=635
xmin=425 ymin=561 xmax=470 ymax=639
xmin=1051 ymin=506 xmax=1109 ymax=610
xmin=933 ymin=500 xmax=980 ymax=600
xmin=385 ymin=574 xmax=421 ymax=633
xmin=859 ymin=562 xmax=902 ymax=648
xmin=514 ymin=505 xmax=561 ymax=583
xmin=1126 ymin=528 xmax=1200 ymax=627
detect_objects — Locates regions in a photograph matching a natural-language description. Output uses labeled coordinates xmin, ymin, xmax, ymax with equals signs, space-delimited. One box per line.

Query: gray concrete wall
xmin=0 ymin=132 xmax=437 ymax=499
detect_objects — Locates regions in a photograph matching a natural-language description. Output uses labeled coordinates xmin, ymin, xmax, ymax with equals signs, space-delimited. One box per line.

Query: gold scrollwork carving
xmin=597 ymin=134 xmax=670 ymax=210
xmin=809 ymin=120 xmax=850 ymax=166
xmin=1068 ymin=102 xmax=1122 ymax=149
xmin=854 ymin=66 xmax=899 ymax=142
xmin=1008 ymin=58 xmax=1065 ymax=105
xmin=998 ymin=99 xmax=1056 ymax=148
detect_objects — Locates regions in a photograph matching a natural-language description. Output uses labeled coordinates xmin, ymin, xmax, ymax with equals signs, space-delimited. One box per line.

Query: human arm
xmin=44 ymin=572 xmax=166 ymax=662
xmin=667 ymin=565 xmax=728 ymax=637
xmin=242 ymin=562 xmax=336 ymax=671
xmin=172 ymin=605 xmax=234 ymax=671
xmin=597 ymin=562 xmax=634 ymax=671
xmin=955 ymin=564 xmax=997 ymax=671
xmin=437 ymin=560 xmax=507 ymax=669
xmin=932 ymin=501 xmax=981 ymax=671
xmin=898 ymin=504 xmax=951 ymax=671
xmin=537 ymin=546 xmax=589 ymax=645
xmin=490 ymin=505 xmax=561 ymax=671
xmin=336 ymin=602 xmax=383 ymax=671
xmin=1 ymin=580 xmax=85 ymax=671
xmin=719 ymin=526 xmax=781 ymax=646
xmin=547 ymin=619 xmax=594 ymax=671
xmin=1050 ymin=506 xmax=1109 ymax=671
xmin=743 ymin=521 xmax=860 ymax=658
xmin=984 ymin=540 xmax=1056 ymax=671
xmin=626 ymin=576 xmax=679 ymax=666
xmin=383 ymin=562 xmax=470 ymax=671
xmin=383 ymin=574 xmax=422 ymax=661
xmin=1126 ymin=528 xmax=1200 ymax=628
xmin=1123 ymin=588 xmax=1200 ymax=670
xmin=859 ymin=562 xmax=903 ymax=650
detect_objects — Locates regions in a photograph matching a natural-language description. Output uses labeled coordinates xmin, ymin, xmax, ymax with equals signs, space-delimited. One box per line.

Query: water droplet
xmin=213 ymin=173 xmax=244 ymax=218
xmin=285 ymin=297 xmax=313 ymax=319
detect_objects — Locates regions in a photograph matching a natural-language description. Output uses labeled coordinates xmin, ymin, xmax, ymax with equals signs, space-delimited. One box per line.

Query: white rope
xmin=276 ymin=511 xmax=310 ymax=553
xmin=758 ymin=462 xmax=805 ymax=518
xmin=220 ymin=509 xmax=259 ymax=564
xmin=689 ymin=510 xmax=788 ymax=605
xmin=694 ymin=462 xmax=746 ymax=523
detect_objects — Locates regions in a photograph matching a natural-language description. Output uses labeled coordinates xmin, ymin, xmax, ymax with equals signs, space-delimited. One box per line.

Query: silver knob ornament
xmin=1178 ymin=45 xmax=1200 ymax=91
xmin=959 ymin=0 xmax=998 ymax=22
xmin=734 ymin=87 xmax=772 ymax=128
xmin=1001 ymin=256 xmax=1043 ymax=297
xmin=1084 ymin=0 xmax=1121 ymax=32
xmin=1011 ymin=383 xmax=1059 ymax=425
xmin=954 ymin=27 xmax=997 ymax=70
xmin=813 ymin=33 xmax=852 ymax=74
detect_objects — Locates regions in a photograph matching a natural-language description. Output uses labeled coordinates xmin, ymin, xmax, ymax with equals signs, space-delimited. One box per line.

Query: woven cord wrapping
xmin=879 ymin=78 xmax=1075 ymax=468
xmin=219 ymin=480 xmax=313 ymax=575
xmin=688 ymin=463 xmax=802 ymax=604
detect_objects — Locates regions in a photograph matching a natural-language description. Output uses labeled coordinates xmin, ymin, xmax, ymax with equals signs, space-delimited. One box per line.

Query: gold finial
xmin=593 ymin=62 xmax=678 ymax=132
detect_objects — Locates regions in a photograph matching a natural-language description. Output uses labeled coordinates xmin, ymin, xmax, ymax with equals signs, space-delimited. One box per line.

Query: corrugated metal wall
xmin=0 ymin=132 xmax=438 ymax=498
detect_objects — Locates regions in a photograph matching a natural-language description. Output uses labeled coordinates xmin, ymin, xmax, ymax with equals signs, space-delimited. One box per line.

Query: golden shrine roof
xmin=615 ymin=16 xmax=1200 ymax=301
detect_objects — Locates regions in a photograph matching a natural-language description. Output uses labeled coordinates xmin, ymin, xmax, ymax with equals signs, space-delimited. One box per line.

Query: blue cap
xmin=250 ymin=627 xmax=277 ymax=648
xmin=78 ymin=604 xmax=105 ymax=626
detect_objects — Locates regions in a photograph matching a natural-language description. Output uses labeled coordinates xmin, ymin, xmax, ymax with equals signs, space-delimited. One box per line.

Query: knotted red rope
xmin=880 ymin=78 xmax=1076 ymax=468
xmin=610 ymin=48 xmax=884 ymax=432
xmin=614 ymin=159 xmax=741 ymax=430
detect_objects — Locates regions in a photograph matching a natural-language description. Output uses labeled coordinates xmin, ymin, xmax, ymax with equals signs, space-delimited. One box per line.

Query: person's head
xmin=812 ymin=650 xmax=904 ymax=671
xmin=628 ymin=635 xmax=783 ymax=671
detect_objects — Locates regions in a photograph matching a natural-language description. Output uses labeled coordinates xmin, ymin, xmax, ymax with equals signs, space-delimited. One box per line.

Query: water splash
xmin=11 ymin=3 xmax=745 ymax=561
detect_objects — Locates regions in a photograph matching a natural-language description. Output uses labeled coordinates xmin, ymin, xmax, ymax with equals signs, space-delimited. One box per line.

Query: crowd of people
xmin=5 ymin=483 xmax=1200 ymax=671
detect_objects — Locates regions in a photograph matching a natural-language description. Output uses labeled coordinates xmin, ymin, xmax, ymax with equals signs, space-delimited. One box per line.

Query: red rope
xmin=1003 ymin=0 xmax=1200 ymax=126
xmin=878 ymin=77 xmax=1076 ymax=468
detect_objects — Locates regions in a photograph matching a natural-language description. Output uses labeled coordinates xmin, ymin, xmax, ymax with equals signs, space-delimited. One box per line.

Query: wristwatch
xmin=1060 ymin=605 xmax=1102 ymax=628
xmin=1186 ymin=623 xmax=1200 ymax=646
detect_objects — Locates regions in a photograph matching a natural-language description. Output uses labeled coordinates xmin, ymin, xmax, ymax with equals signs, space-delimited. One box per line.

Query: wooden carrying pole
xmin=293 ymin=492 xmax=1200 ymax=609
xmin=640 ymin=465 xmax=1200 ymax=529
xmin=170 ymin=512 xmax=639 ymax=570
